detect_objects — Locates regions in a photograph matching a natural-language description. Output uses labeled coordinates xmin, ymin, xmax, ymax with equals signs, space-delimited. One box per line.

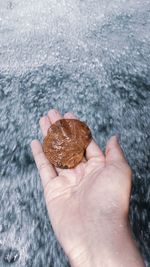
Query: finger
xmin=64 ymin=112 xmax=86 ymax=163
xmin=48 ymin=109 xmax=62 ymax=124
xmin=105 ymin=135 xmax=126 ymax=163
xmin=64 ymin=112 xmax=78 ymax=120
xmin=86 ymin=139 xmax=105 ymax=162
xmin=31 ymin=140 xmax=57 ymax=188
xmin=39 ymin=116 xmax=51 ymax=138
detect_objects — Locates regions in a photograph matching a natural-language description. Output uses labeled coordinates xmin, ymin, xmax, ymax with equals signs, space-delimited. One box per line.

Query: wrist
xmin=68 ymin=221 xmax=145 ymax=267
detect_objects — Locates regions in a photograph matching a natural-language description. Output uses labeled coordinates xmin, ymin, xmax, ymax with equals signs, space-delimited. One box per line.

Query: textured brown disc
xmin=43 ymin=119 xmax=92 ymax=169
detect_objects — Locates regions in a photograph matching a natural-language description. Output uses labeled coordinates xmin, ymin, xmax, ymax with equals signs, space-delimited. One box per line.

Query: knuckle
xmin=39 ymin=161 xmax=49 ymax=172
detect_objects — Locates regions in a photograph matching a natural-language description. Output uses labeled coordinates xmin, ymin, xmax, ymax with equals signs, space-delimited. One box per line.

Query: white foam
xmin=0 ymin=0 xmax=149 ymax=74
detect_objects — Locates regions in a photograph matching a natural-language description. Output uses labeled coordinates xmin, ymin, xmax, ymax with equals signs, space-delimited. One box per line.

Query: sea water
xmin=0 ymin=0 xmax=150 ymax=266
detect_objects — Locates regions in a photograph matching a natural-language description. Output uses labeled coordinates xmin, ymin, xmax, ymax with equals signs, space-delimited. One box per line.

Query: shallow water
xmin=0 ymin=0 xmax=150 ymax=266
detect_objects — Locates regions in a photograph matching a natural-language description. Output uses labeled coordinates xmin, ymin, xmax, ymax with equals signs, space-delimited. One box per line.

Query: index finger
xmin=31 ymin=140 xmax=57 ymax=188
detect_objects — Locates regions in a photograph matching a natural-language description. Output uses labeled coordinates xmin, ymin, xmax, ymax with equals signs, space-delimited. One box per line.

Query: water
xmin=0 ymin=0 xmax=150 ymax=266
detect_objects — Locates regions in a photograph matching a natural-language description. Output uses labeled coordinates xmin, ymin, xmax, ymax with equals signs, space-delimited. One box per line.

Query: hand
xmin=31 ymin=109 xmax=145 ymax=267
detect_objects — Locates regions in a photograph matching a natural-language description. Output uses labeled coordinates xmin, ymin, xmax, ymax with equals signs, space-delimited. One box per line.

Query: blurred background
xmin=0 ymin=0 xmax=150 ymax=266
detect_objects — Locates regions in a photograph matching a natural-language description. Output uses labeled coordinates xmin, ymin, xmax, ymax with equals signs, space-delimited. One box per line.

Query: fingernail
xmin=49 ymin=109 xmax=58 ymax=115
xmin=110 ymin=135 xmax=119 ymax=142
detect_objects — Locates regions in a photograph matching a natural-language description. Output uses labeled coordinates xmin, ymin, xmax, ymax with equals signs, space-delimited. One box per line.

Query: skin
xmin=31 ymin=109 xmax=145 ymax=267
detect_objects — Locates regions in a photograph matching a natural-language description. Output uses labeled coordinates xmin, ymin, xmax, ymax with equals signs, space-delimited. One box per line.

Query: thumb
xmin=105 ymin=135 xmax=126 ymax=163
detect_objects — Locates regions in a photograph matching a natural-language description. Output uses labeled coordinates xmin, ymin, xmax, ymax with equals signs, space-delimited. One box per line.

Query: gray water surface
xmin=0 ymin=0 xmax=150 ymax=266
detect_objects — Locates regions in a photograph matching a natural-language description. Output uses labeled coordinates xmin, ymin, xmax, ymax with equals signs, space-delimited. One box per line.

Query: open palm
xmin=31 ymin=109 xmax=132 ymax=264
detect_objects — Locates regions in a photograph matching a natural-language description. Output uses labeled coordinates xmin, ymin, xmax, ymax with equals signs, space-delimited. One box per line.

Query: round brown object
xmin=43 ymin=119 xmax=92 ymax=169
